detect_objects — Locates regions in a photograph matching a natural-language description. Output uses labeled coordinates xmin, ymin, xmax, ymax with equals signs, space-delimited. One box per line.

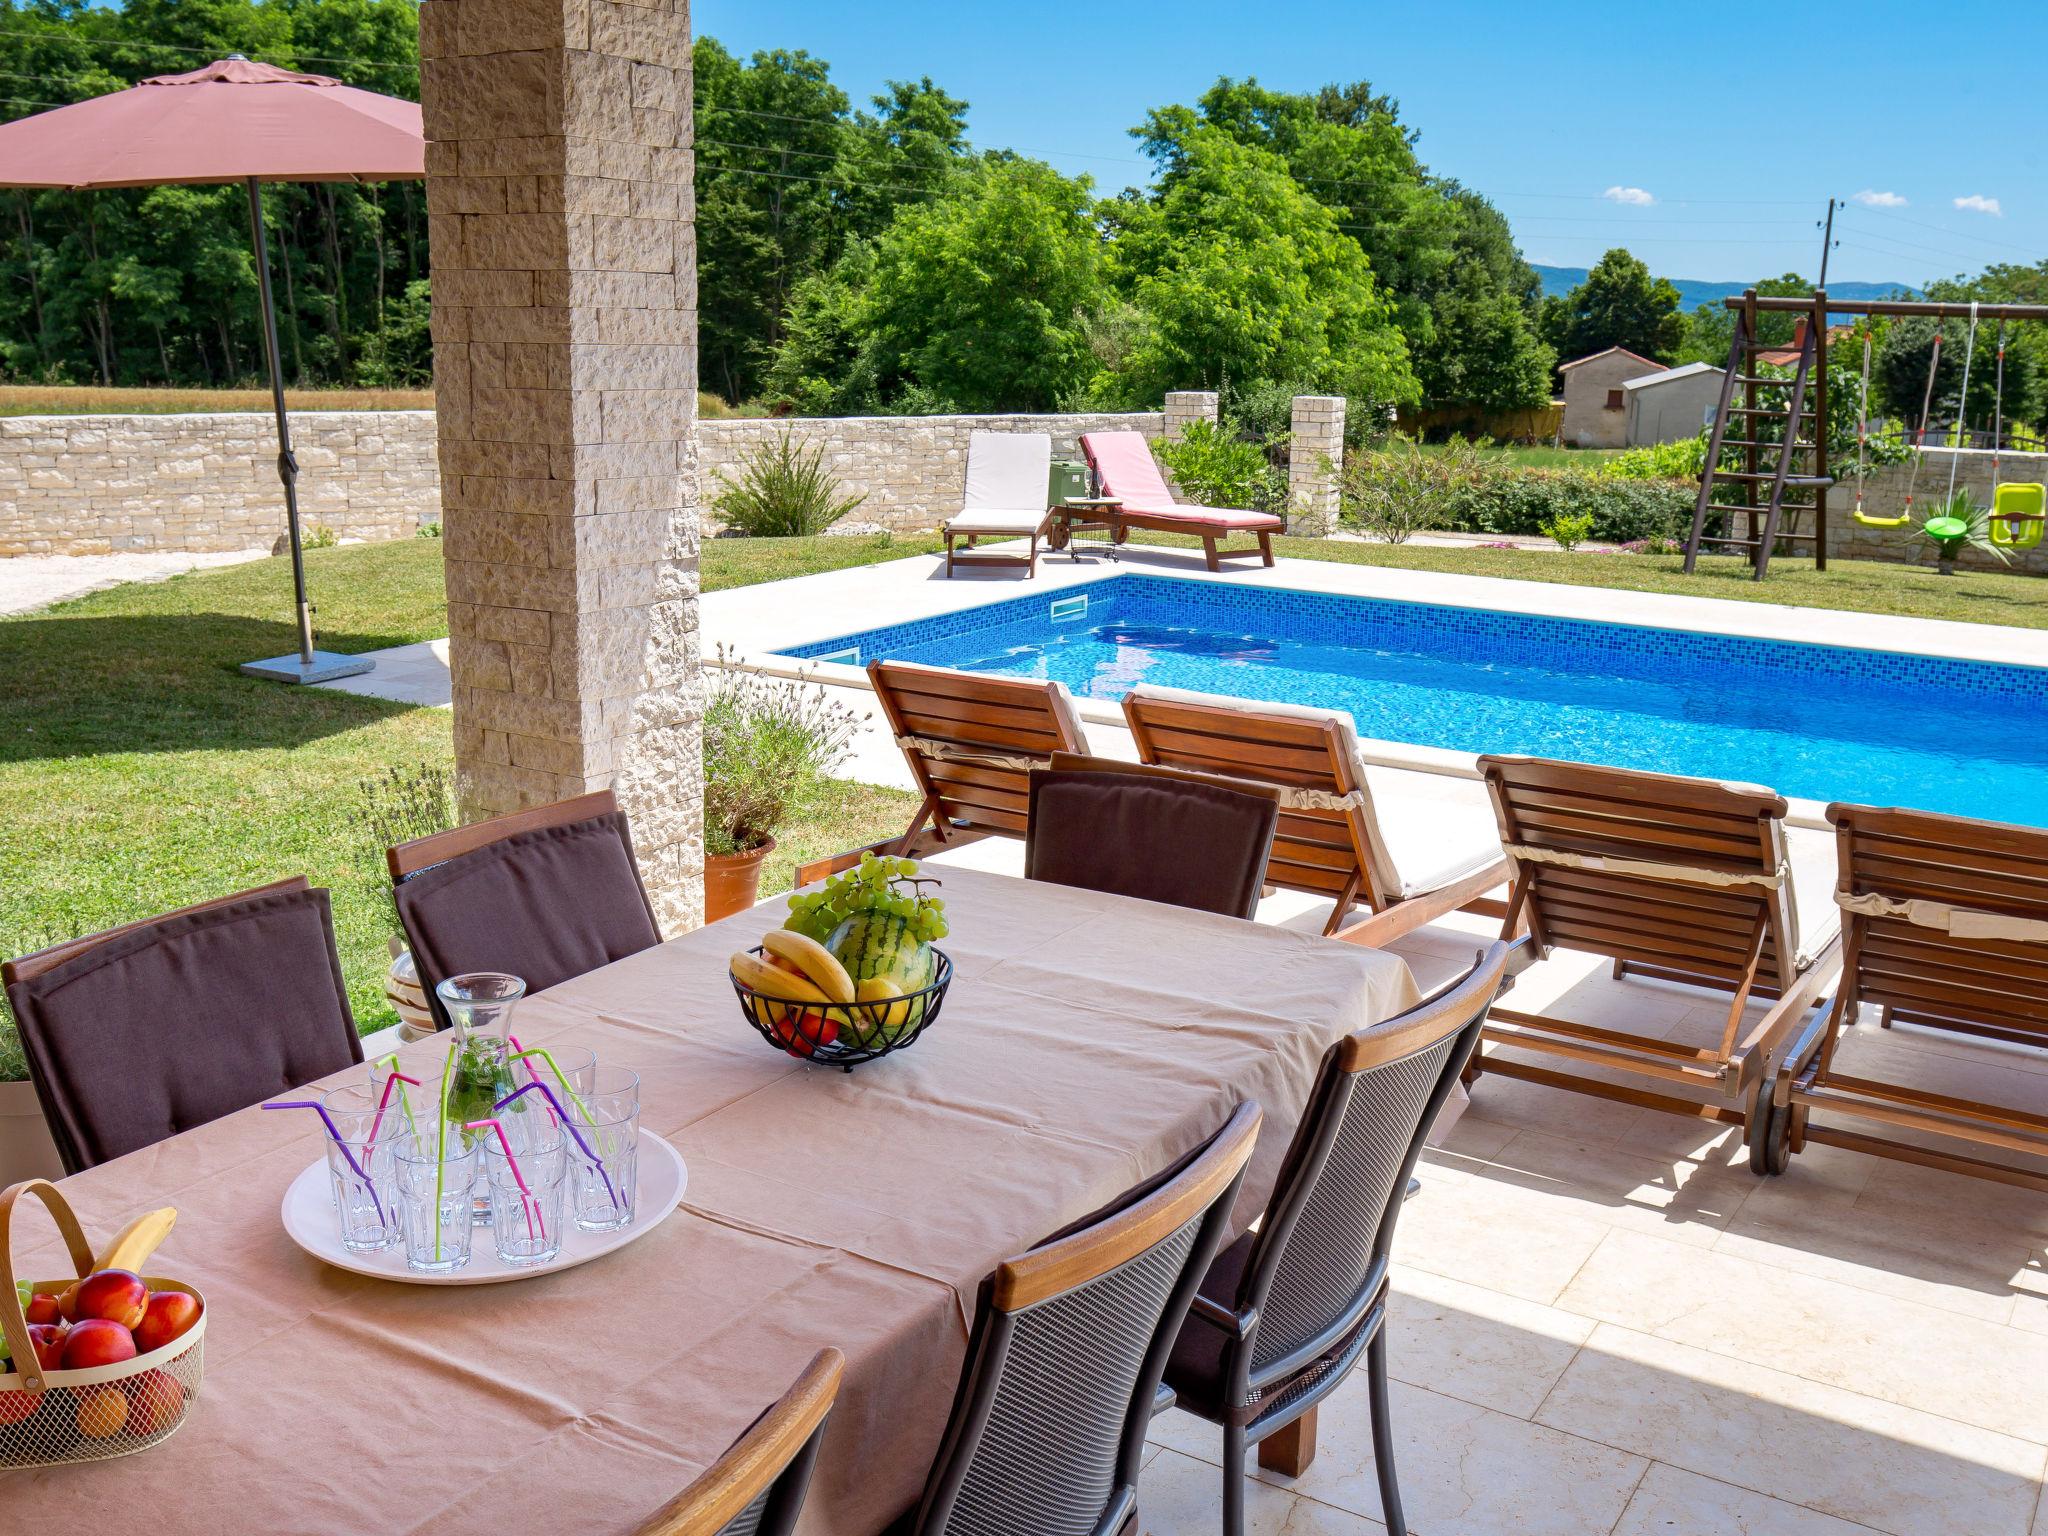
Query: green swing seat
xmin=1991 ymin=483 xmax=2046 ymax=550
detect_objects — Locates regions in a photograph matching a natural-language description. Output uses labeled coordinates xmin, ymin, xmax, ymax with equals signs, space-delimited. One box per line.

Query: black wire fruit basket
xmin=731 ymin=946 xmax=953 ymax=1070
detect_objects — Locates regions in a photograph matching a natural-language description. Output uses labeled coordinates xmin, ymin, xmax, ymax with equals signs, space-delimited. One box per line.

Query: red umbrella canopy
xmin=0 ymin=57 xmax=423 ymax=190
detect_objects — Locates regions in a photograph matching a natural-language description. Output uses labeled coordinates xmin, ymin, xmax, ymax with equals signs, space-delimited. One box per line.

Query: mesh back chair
xmin=1025 ymin=754 xmax=1282 ymax=920
xmin=632 ymin=1349 xmax=843 ymax=1536
xmin=1163 ymin=946 xmax=1509 ymax=1536
xmin=1475 ymin=756 xmax=1840 ymax=1159
xmin=3 ymin=878 xmax=363 ymax=1174
xmin=869 ymin=659 xmax=1091 ymax=857
xmin=388 ymin=789 xmax=662 ymax=1026
xmin=1758 ymin=804 xmax=2048 ymax=1185
xmin=910 ymin=1101 xmax=1262 ymax=1536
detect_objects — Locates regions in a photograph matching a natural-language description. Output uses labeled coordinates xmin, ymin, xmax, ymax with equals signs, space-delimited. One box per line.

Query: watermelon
xmin=828 ymin=913 xmax=936 ymax=1048
xmin=827 ymin=912 xmax=936 ymax=992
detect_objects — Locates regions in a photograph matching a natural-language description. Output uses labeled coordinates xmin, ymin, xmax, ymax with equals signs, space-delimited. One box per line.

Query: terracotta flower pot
xmin=704 ymin=835 xmax=777 ymax=925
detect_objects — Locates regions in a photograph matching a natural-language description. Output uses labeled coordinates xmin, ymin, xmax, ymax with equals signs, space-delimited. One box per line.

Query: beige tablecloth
xmin=3 ymin=867 xmax=1418 ymax=1535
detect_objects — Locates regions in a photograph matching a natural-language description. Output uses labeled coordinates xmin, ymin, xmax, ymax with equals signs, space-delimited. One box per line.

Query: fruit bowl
xmin=731 ymin=946 xmax=953 ymax=1069
xmin=0 ymin=1181 xmax=206 ymax=1468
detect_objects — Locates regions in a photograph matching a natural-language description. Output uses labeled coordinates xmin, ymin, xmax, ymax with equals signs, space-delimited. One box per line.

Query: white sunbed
xmin=943 ymin=431 xmax=1054 ymax=577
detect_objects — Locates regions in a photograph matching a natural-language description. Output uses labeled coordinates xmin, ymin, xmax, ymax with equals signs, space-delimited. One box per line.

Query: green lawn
xmin=4 ymin=525 xmax=2042 ymax=1065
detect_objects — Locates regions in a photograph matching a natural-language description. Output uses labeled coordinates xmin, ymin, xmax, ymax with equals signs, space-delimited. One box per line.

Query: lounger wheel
xmin=1746 ymin=1081 xmax=1790 ymax=1176
xmin=1047 ymin=522 xmax=1070 ymax=550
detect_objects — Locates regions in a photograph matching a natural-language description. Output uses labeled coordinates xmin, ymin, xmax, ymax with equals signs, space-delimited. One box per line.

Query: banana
xmin=730 ymin=951 xmax=832 ymax=1005
xmin=759 ymin=929 xmax=856 ymax=1005
xmin=96 ymin=1207 xmax=178 ymax=1274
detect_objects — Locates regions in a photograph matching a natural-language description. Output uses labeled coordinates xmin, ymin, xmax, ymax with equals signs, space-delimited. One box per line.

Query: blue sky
xmin=694 ymin=0 xmax=2046 ymax=287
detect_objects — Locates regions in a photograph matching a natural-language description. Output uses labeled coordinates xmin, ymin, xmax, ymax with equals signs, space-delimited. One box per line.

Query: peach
xmin=26 ymin=1323 xmax=68 ymax=1374
xmin=56 ymin=1282 xmax=79 ymax=1323
xmin=60 ymin=1318 xmax=137 ymax=1371
xmin=124 ymin=1368 xmax=184 ymax=1437
xmin=74 ymin=1384 xmax=127 ymax=1439
xmin=23 ymin=1292 xmax=61 ymax=1327
xmin=133 ymin=1291 xmax=202 ymax=1355
xmin=0 ymin=1387 xmax=42 ymax=1426
xmin=74 ymin=1269 xmax=148 ymax=1330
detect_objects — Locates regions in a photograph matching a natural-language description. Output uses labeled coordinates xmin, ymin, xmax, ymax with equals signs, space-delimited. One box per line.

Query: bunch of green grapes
xmin=786 ymin=852 xmax=949 ymax=943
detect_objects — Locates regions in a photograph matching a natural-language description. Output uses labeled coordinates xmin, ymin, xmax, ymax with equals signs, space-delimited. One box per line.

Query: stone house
xmin=1558 ymin=346 xmax=1665 ymax=449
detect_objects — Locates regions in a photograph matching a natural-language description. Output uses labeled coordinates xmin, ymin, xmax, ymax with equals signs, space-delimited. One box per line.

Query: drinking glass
xmin=395 ymin=1135 xmax=478 ymax=1274
xmin=569 ymin=1082 xmax=640 ymax=1233
xmin=484 ymin=1129 xmax=567 ymax=1268
xmin=321 ymin=1105 xmax=399 ymax=1253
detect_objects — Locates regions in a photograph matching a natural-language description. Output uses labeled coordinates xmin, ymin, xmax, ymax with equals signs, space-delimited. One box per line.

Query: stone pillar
xmin=419 ymin=0 xmax=704 ymax=932
xmin=1163 ymin=391 xmax=1219 ymax=443
xmin=1287 ymin=395 xmax=1346 ymax=537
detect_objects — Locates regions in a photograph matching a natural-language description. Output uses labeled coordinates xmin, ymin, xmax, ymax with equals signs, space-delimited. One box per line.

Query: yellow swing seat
xmin=1853 ymin=505 xmax=1913 ymax=529
xmin=1990 ymin=483 xmax=2046 ymax=550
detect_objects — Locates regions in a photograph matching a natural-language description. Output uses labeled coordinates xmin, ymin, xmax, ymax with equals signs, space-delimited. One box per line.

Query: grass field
xmin=0 ymin=385 xmax=439 ymax=416
xmin=4 ymin=526 xmax=2042 ymax=1065
xmin=1414 ymin=441 xmax=1620 ymax=469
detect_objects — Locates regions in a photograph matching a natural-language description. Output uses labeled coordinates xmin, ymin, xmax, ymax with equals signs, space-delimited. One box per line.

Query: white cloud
xmin=1603 ymin=185 xmax=1655 ymax=207
xmin=1954 ymin=194 xmax=2003 ymax=216
xmin=1852 ymin=189 xmax=1907 ymax=208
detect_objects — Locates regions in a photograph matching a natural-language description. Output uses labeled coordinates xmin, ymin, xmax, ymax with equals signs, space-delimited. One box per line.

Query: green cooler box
xmin=1048 ymin=458 xmax=1094 ymax=507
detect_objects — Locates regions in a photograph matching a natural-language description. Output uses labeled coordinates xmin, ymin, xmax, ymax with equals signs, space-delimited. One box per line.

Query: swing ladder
xmin=1682 ymin=289 xmax=1834 ymax=580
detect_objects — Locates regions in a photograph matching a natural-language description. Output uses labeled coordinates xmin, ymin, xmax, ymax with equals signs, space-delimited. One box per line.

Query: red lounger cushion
xmin=1080 ymin=430 xmax=1284 ymax=531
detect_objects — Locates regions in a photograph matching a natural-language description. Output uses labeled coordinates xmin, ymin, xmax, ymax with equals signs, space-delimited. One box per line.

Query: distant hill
xmin=1531 ymin=265 xmax=1917 ymax=314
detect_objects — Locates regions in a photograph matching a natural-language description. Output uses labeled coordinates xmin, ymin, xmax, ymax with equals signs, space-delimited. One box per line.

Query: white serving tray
xmin=280 ymin=1131 xmax=687 ymax=1285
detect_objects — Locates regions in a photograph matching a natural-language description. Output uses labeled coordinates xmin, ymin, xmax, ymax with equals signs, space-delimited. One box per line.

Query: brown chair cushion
xmin=1161 ymin=1229 xmax=1256 ymax=1414
xmin=395 ymin=813 xmax=662 ymax=1018
xmin=1025 ymin=769 xmax=1279 ymax=919
xmin=7 ymin=887 xmax=362 ymax=1173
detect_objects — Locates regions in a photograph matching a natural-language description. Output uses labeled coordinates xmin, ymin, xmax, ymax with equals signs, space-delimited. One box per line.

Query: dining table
xmin=1 ymin=865 xmax=1420 ymax=1535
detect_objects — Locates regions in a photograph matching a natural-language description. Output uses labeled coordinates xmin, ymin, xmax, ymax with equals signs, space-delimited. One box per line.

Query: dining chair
xmin=1024 ymin=753 xmax=1282 ymax=919
xmin=2 ymin=877 xmax=363 ymax=1174
xmin=908 ymin=1101 xmax=1262 ymax=1536
xmin=1162 ymin=944 xmax=1510 ymax=1536
xmin=388 ymin=788 xmax=662 ymax=1025
xmin=632 ymin=1348 xmax=844 ymax=1536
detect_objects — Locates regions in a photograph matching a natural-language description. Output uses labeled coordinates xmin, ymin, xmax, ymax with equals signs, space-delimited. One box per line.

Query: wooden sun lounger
xmin=942 ymin=430 xmax=1054 ymax=577
xmin=1121 ymin=686 xmax=1510 ymax=944
xmin=1079 ymin=431 xmax=1283 ymax=572
xmin=1474 ymin=756 xmax=1841 ymax=1148
xmin=867 ymin=659 xmax=1090 ymax=858
xmin=1759 ymin=803 xmax=2048 ymax=1189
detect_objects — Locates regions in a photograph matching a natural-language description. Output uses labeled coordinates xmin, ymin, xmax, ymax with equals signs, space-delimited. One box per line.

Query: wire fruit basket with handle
xmin=731 ymin=947 xmax=953 ymax=1069
xmin=0 ymin=1179 xmax=206 ymax=1468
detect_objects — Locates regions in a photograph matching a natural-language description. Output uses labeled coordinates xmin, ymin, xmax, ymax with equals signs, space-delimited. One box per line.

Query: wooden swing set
xmin=1680 ymin=290 xmax=2048 ymax=579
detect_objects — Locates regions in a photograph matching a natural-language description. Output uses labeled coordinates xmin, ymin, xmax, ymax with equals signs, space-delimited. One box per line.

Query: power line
xmin=1863 ymin=204 xmax=2043 ymax=260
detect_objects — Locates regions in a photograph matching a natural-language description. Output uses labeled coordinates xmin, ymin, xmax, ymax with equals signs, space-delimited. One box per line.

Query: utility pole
xmin=1817 ymin=197 xmax=1839 ymax=287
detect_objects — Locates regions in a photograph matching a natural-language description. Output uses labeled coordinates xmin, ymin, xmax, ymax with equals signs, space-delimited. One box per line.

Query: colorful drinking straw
xmin=262 ymin=1099 xmax=385 ymax=1221
xmin=506 ymin=1037 xmax=593 ymax=1124
xmin=366 ymin=1068 xmax=422 ymax=1156
xmin=494 ymin=1079 xmax=621 ymax=1212
xmin=434 ymin=1038 xmax=458 ymax=1261
xmin=376 ymin=1052 xmax=422 ymax=1139
xmin=465 ymin=1119 xmax=543 ymax=1241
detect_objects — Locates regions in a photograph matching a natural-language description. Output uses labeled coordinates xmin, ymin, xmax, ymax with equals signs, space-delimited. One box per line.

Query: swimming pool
xmin=781 ymin=575 xmax=2048 ymax=826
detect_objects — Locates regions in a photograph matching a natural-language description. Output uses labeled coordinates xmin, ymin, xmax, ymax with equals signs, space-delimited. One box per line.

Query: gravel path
xmin=0 ymin=548 xmax=269 ymax=616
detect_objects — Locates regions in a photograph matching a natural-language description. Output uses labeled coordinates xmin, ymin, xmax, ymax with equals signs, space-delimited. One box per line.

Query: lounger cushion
xmin=1079 ymin=430 xmax=1176 ymax=509
xmin=1119 ymin=503 xmax=1285 ymax=533
xmin=962 ymin=430 xmax=1052 ymax=512
xmin=945 ymin=507 xmax=1052 ymax=535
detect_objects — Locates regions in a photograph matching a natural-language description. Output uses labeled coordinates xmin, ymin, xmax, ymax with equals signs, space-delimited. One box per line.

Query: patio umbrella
xmin=0 ymin=56 xmax=425 ymax=682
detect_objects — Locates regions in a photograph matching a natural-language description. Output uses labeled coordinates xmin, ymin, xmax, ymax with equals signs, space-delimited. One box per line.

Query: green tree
xmin=1103 ymin=128 xmax=1416 ymax=415
xmin=1539 ymin=248 xmax=1687 ymax=368
xmin=1676 ymin=272 xmax=1809 ymax=366
xmin=858 ymin=157 xmax=1101 ymax=413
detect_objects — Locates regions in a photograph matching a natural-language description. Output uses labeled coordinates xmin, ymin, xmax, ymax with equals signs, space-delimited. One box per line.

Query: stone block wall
xmin=1826 ymin=447 xmax=2048 ymax=574
xmin=0 ymin=410 xmax=440 ymax=557
xmin=1287 ymin=395 xmax=1345 ymax=536
xmin=696 ymin=410 xmax=1164 ymax=531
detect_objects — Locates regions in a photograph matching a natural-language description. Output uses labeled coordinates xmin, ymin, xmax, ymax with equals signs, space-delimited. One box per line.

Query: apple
xmin=56 ymin=1281 xmax=79 ymax=1323
xmin=60 ymin=1318 xmax=137 ymax=1371
xmin=74 ymin=1269 xmax=148 ymax=1330
xmin=74 ymin=1384 xmax=127 ymax=1439
xmin=124 ymin=1368 xmax=184 ymax=1436
xmin=133 ymin=1291 xmax=202 ymax=1355
xmin=24 ymin=1292 xmax=61 ymax=1326
xmin=26 ymin=1323 xmax=68 ymax=1374
xmin=0 ymin=1387 xmax=41 ymax=1426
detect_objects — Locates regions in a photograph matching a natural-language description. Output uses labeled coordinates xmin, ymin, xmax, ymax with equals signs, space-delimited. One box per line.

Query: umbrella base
xmin=240 ymin=650 xmax=376 ymax=685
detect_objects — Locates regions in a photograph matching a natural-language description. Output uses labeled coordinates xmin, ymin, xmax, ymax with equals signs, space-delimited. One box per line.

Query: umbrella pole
xmin=238 ymin=176 xmax=370 ymax=685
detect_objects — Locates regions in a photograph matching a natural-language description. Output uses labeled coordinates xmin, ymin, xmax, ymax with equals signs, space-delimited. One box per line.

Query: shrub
xmin=702 ymin=656 xmax=865 ymax=857
xmin=414 ymin=521 xmax=442 ymax=539
xmin=713 ymin=432 xmax=866 ymax=537
xmin=303 ymin=525 xmax=339 ymax=551
xmin=1153 ymin=420 xmax=1286 ymax=514
xmin=1339 ymin=445 xmax=1693 ymax=545
xmin=1340 ymin=437 xmax=1478 ymax=544
xmin=1604 ymin=434 xmax=1706 ymax=481
xmin=1542 ymin=511 xmax=1597 ymax=551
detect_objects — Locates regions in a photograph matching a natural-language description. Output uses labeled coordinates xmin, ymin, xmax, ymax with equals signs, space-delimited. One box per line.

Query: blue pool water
xmin=783 ymin=575 xmax=2048 ymax=826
